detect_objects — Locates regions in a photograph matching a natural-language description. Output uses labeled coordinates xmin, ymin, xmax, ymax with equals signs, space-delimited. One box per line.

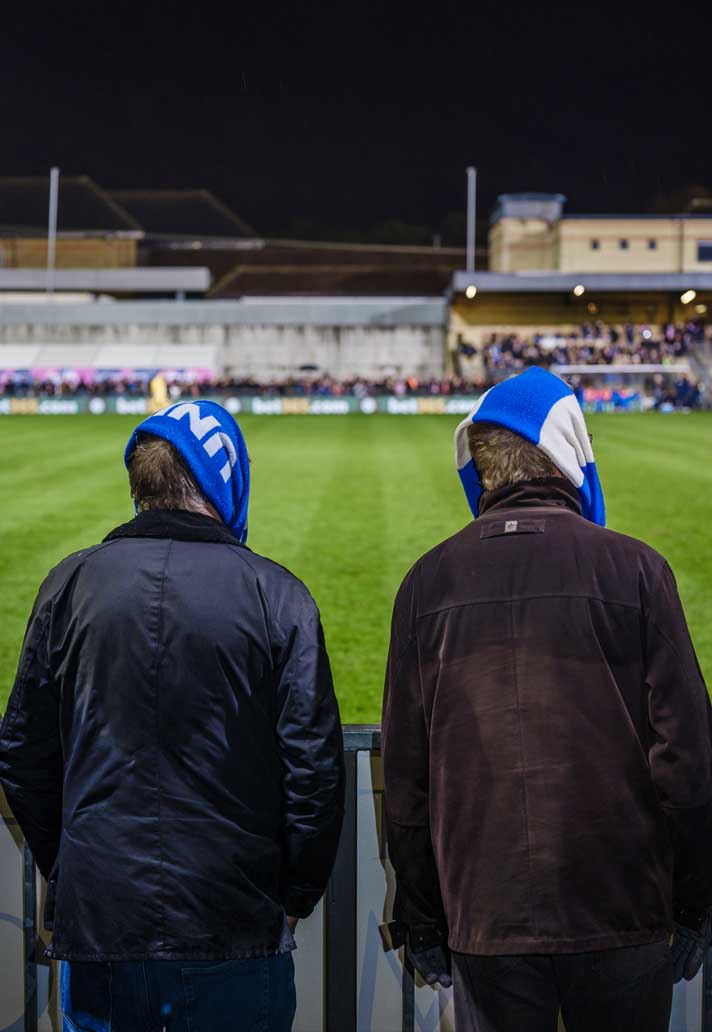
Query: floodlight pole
xmin=466 ymin=166 xmax=477 ymax=273
xmin=47 ymin=167 xmax=60 ymax=296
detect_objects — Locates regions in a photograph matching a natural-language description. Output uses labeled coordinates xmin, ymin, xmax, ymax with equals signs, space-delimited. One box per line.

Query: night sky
xmin=2 ymin=1 xmax=711 ymax=241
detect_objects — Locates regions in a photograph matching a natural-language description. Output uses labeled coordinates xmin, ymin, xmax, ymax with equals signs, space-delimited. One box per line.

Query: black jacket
xmin=0 ymin=510 xmax=344 ymax=960
xmin=383 ymin=479 xmax=712 ymax=955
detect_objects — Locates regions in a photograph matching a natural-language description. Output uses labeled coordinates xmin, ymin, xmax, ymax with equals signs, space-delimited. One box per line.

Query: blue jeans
xmin=60 ymin=954 xmax=296 ymax=1032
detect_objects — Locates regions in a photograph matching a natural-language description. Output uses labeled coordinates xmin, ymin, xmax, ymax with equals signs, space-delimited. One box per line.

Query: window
xmin=697 ymin=241 xmax=712 ymax=262
xmin=619 ymin=239 xmax=629 ymax=250
xmin=590 ymin=239 xmax=600 ymax=250
xmin=648 ymin=239 xmax=657 ymax=250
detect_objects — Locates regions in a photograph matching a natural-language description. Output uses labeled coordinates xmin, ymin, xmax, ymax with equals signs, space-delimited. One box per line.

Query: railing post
xmin=324 ymin=748 xmax=358 ymax=1032
xmin=703 ymin=946 xmax=712 ymax=1032
xmin=23 ymin=842 xmax=38 ymax=1032
xmin=401 ymin=949 xmax=415 ymax=1031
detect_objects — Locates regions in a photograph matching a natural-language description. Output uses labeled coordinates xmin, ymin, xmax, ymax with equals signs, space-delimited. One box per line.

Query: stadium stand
xmin=1 ymin=315 xmax=705 ymax=411
xmin=477 ymin=319 xmax=704 ymax=375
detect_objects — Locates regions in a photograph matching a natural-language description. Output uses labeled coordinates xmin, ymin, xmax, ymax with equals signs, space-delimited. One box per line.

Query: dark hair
xmin=467 ymin=422 xmax=562 ymax=490
xmin=127 ymin=432 xmax=208 ymax=512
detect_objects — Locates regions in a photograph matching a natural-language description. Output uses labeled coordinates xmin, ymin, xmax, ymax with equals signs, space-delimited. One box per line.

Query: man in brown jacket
xmin=382 ymin=368 xmax=712 ymax=1031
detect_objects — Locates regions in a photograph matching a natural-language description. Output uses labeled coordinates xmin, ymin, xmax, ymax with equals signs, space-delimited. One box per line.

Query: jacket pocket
xmin=60 ymin=960 xmax=112 ymax=1032
xmin=589 ymin=940 xmax=671 ymax=985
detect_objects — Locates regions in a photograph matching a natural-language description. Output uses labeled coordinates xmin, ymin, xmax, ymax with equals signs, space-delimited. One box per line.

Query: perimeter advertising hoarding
xmin=0 ymin=395 xmax=481 ymax=417
xmin=0 ymin=761 xmax=706 ymax=1032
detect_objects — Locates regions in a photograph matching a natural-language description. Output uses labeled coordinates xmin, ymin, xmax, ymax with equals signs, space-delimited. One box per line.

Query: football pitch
xmin=1 ymin=412 xmax=711 ymax=721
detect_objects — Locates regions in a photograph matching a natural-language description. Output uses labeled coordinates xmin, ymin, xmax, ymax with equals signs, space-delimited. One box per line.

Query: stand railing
xmin=1 ymin=725 xmax=711 ymax=1032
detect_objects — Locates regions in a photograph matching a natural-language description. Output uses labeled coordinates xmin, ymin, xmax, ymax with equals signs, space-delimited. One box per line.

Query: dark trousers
xmin=452 ymin=941 xmax=672 ymax=1032
xmin=60 ymin=953 xmax=296 ymax=1032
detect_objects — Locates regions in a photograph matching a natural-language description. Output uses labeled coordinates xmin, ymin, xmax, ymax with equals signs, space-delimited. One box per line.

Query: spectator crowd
xmin=0 ymin=373 xmax=482 ymax=400
xmin=0 ymin=320 xmax=707 ymax=409
xmin=475 ymin=319 xmax=706 ymax=376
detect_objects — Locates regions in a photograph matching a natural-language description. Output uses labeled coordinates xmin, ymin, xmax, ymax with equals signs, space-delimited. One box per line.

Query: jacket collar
xmin=104 ymin=509 xmax=244 ymax=546
xmin=478 ymin=477 xmax=582 ymax=518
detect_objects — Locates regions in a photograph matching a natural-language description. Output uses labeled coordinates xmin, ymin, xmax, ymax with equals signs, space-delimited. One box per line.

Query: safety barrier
xmin=1 ymin=726 xmax=711 ymax=1031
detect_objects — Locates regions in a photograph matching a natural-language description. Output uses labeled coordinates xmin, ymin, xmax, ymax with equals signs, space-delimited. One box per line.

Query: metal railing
xmin=3 ymin=725 xmax=712 ymax=1031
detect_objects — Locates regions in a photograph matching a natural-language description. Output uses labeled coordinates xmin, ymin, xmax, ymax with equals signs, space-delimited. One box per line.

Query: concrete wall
xmin=223 ymin=324 xmax=445 ymax=378
xmin=0 ymin=298 xmax=448 ymax=379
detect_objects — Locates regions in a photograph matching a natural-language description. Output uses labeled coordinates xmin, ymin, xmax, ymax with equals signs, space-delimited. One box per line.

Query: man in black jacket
xmin=383 ymin=369 xmax=712 ymax=1032
xmin=0 ymin=400 xmax=344 ymax=1031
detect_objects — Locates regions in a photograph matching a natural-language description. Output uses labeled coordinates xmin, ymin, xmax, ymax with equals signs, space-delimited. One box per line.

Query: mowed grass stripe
xmin=1 ymin=412 xmax=711 ymax=718
xmin=279 ymin=417 xmax=393 ymax=722
xmin=379 ymin=416 xmax=468 ymax=580
xmin=589 ymin=412 xmax=712 ymax=680
xmin=0 ymin=416 xmax=137 ymax=691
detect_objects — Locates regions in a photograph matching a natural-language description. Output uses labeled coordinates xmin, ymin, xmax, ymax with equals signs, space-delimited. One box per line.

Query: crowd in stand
xmin=475 ymin=320 xmax=706 ymax=376
xmin=0 ymin=374 xmax=482 ymax=399
xmin=1 ymin=371 xmax=702 ymax=410
xmin=0 ymin=320 xmax=706 ymax=408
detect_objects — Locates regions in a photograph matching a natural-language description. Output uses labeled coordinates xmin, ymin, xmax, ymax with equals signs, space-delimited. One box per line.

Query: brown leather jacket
xmin=382 ymin=479 xmax=712 ymax=955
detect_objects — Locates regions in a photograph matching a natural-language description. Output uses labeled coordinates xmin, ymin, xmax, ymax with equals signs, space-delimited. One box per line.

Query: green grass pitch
xmin=1 ymin=412 xmax=711 ymax=722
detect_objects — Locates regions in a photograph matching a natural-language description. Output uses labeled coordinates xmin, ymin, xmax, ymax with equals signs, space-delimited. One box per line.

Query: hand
xmin=406 ymin=939 xmax=452 ymax=989
xmin=287 ymin=915 xmax=299 ymax=933
xmin=671 ymin=910 xmax=712 ymax=983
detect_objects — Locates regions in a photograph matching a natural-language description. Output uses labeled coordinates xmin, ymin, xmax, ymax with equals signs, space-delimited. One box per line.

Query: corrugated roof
xmin=111 ymin=189 xmax=257 ymax=239
xmin=0 ymin=176 xmax=141 ymax=235
xmin=0 ymin=297 xmax=448 ymax=327
xmin=452 ymin=271 xmax=712 ymax=292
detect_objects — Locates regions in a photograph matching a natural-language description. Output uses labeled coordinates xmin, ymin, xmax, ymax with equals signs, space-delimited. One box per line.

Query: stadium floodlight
xmin=695 ymin=303 xmax=708 ymax=314
xmin=465 ymin=284 xmax=477 ymax=299
xmin=680 ymin=289 xmax=697 ymax=305
xmin=46 ymin=167 xmax=60 ymax=296
xmin=573 ymin=284 xmax=585 ymax=297
xmin=466 ymin=167 xmax=477 ymax=273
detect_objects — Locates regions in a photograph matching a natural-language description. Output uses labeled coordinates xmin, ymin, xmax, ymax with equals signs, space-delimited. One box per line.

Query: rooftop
xmin=0 ymin=176 xmax=141 ymax=236
xmin=110 ymin=189 xmax=258 ymax=240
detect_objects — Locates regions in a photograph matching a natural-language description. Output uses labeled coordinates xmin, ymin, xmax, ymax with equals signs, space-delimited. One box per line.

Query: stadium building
xmin=0 ymin=177 xmax=710 ymax=411
xmin=451 ymin=193 xmax=712 ymax=342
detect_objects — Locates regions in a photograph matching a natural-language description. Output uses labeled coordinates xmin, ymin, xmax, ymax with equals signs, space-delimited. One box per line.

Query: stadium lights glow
xmin=695 ymin=303 xmax=708 ymax=314
xmin=465 ymin=284 xmax=477 ymax=299
xmin=572 ymin=284 xmax=585 ymax=297
xmin=680 ymin=289 xmax=697 ymax=305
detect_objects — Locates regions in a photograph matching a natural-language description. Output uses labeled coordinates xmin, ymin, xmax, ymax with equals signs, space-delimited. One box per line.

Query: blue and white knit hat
xmin=454 ymin=367 xmax=606 ymax=526
xmin=125 ymin=400 xmax=251 ymax=542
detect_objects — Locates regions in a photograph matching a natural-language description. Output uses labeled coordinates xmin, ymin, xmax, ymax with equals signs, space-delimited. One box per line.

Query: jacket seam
xmin=0 ymin=608 xmax=51 ymax=737
xmin=647 ymin=560 xmax=687 ymax=660
xmin=387 ymin=817 xmax=430 ymax=829
xmin=42 ymin=542 xmax=117 ymax=606
xmin=416 ymin=593 xmax=640 ymax=621
xmin=660 ymin=792 xmax=712 ymax=812
xmin=388 ymin=634 xmax=417 ymax=686
xmin=478 ymin=504 xmax=578 ymax=520
xmin=510 ymin=599 xmax=537 ymax=938
xmin=448 ymin=927 xmax=670 ymax=949
xmin=152 ymin=540 xmax=172 ymax=952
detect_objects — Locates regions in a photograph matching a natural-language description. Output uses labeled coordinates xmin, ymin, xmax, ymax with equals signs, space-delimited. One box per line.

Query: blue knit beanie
xmin=125 ymin=400 xmax=250 ymax=542
xmin=454 ymin=367 xmax=606 ymax=526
